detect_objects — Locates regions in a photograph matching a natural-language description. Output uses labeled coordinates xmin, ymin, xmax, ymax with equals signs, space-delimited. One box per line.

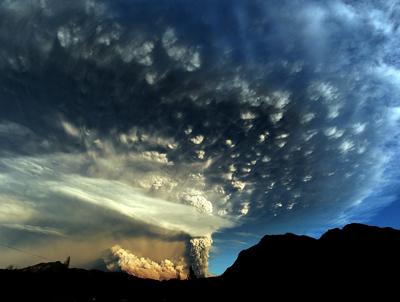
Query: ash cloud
xmin=187 ymin=236 xmax=213 ymax=278
xmin=0 ymin=0 xmax=400 ymax=274
xmin=105 ymin=245 xmax=187 ymax=280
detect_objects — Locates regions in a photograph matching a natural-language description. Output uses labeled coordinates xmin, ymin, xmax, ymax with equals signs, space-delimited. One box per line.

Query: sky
xmin=369 ymin=198 xmax=400 ymax=229
xmin=0 ymin=0 xmax=400 ymax=277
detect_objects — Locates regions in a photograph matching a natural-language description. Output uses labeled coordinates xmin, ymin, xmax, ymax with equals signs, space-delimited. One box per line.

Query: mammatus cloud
xmin=0 ymin=0 xmax=399 ymax=276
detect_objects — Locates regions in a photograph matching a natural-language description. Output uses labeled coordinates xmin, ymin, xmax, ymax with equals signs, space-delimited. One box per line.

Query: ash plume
xmin=187 ymin=236 xmax=213 ymax=278
xmin=105 ymin=245 xmax=187 ymax=280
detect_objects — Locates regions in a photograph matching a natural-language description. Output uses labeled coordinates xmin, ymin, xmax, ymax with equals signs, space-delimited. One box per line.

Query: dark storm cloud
xmin=0 ymin=0 xmax=399 ymax=272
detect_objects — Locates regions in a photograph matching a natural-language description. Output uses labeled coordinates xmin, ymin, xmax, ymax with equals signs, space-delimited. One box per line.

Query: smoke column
xmin=188 ymin=236 xmax=213 ymax=278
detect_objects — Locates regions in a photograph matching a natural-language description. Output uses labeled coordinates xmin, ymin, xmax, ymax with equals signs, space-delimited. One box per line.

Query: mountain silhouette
xmin=1 ymin=224 xmax=398 ymax=301
xmin=223 ymin=223 xmax=400 ymax=279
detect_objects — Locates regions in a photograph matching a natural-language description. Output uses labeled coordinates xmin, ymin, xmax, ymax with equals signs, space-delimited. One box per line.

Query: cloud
xmin=0 ymin=196 xmax=35 ymax=223
xmin=162 ymin=28 xmax=202 ymax=72
xmin=105 ymin=245 xmax=187 ymax=280
xmin=0 ymin=121 xmax=32 ymax=137
xmin=179 ymin=189 xmax=213 ymax=215
xmin=49 ymin=175 xmax=231 ymax=236
xmin=190 ymin=135 xmax=205 ymax=145
xmin=0 ymin=151 xmax=233 ymax=237
xmin=61 ymin=120 xmax=80 ymax=138
xmin=0 ymin=224 xmax=65 ymax=237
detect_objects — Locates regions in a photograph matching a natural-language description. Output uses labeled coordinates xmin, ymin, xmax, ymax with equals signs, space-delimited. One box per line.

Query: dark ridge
xmin=320 ymin=223 xmax=400 ymax=241
xmin=222 ymin=223 xmax=400 ymax=279
xmin=20 ymin=261 xmax=69 ymax=273
xmin=1 ymin=224 xmax=399 ymax=301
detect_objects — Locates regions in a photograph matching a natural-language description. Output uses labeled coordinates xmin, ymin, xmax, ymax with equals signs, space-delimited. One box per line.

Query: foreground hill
xmin=1 ymin=223 xmax=399 ymax=301
xmin=223 ymin=223 xmax=400 ymax=279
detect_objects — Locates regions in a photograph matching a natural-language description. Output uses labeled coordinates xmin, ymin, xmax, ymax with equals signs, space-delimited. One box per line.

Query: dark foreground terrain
xmin=1 ymin=224 xmax=399 ymax=301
